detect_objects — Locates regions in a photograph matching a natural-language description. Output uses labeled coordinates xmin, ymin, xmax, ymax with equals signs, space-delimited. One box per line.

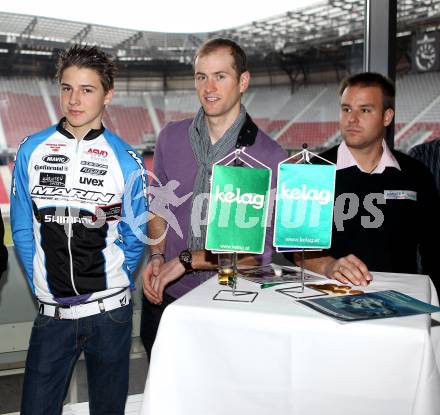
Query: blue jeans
xmin=21 ymin=302 xmax=133 ymax=415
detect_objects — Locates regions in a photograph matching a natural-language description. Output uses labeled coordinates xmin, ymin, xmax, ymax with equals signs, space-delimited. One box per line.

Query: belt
xmin=38 ymin=288 xmax=131 ymax=320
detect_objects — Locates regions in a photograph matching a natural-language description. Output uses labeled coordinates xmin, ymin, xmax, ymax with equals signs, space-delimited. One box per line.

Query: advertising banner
xmin=205 ymin=165 xmax=271 ymax=253
xmin=274 ymin=163 xmax=336 ymax=249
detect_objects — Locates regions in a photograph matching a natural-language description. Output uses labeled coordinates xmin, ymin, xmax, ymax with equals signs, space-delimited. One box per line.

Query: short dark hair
xmin=56 ymin=44 xmax=115 ymax=93
xmin=193 ymin=38 xmax=248 ymax=79
xmin=339 ymin=72 xmax=395 ymax=111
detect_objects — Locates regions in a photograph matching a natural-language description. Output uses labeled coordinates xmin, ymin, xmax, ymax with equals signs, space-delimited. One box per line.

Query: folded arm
xmin=142 ymin=213 xmax=258 ymax=304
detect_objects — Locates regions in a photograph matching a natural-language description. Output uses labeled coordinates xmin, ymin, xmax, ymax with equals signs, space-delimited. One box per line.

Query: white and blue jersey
xmin=11 ymin=119 xmax=148 ymax=303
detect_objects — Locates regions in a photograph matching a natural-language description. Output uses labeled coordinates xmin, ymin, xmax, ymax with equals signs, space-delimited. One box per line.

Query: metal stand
xmin=213 ymin=251 xmax=258 ymax=303
xmin=300 ymin=249 xmax=305 ymax=293
xmin=285 ymin=248 xmax=306 ymax=294
xmin=231 ymin=252 xmax=238 ymax=294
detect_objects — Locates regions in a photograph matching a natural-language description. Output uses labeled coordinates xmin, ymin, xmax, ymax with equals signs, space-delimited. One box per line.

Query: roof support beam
xmin=364 ymin=0 xmax=397 ymax=147
xmin=71 ymin=24 xmax=91 ymax=44
xmin=20 ymin=17 xmax=37 ymax=38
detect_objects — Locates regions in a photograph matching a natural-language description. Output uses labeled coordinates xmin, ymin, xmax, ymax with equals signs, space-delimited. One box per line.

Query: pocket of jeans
xmin=107 ymin=302 xmax=133 ymax=324
xmin=33 ymin=313 xmax=53 ymax=328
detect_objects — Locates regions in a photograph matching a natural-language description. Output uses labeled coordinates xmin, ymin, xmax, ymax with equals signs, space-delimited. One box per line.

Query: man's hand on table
xmin=323 ymin=254 xmax=372 ymax=287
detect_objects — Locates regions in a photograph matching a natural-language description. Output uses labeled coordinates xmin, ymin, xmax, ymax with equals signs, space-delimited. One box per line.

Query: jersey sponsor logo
xmin=12 ymin=136 xmax=32 ymax=196
xmin=119 ymin=295 xmax=127 ymax=306
xmin=46 ymin=143 xmax=67 ymax=153
xmin=79 ymin=176 xmax=104 ymax=187
xmin=80 ymin=160 xmax=108 ymax=169
xmin=31 ymin=186 xmax=115 ymax=203
xmin=87 ymin=148 xmax=108 ymax=158
xmin=93 ymin=203 xmax=122 ymax=222
xmin=39 ymin=172 xmax=66 ymax=187
xmin=44 ymin=214 xmax=94 ymax=225
xmin=42 ymin=154 xmax=70 ymax=164
xmin=16 ymin=135 xmax=31 ymax=156
xmin=80 ymin=167 xmax=107 ymax=176
xmin=34 ymin=164 xmax=68 ymax=172
xmin=127 ymin=150 xmax=148 ymax=205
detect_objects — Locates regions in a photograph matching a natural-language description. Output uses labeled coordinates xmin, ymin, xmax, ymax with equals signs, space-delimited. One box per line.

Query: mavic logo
xmin=31 ymin=186 xmax=114 ymax=203
xmin=42 ymin=154 xmax=70 ymax=164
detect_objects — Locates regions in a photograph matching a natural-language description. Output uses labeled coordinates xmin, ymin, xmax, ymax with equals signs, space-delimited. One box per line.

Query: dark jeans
xmin=140 ymin=293 xmax=175 ymax=360
xmin=21 ymin=302 xmax=133 ymax=415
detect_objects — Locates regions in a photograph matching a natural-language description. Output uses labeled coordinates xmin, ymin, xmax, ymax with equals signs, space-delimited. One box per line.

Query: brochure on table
xmin=298 ymin=290 xmax=440 ymax=323
xmin=205 ymin=152 xmax=271 ymax=254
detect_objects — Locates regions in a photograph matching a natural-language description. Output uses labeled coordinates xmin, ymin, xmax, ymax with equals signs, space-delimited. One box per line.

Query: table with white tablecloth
xmin=141 ymin=271 xmax=440 ymax=415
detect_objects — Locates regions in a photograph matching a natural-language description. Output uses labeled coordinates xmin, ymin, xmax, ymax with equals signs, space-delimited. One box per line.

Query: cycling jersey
xmin=11 ymin=119 xmax=148 ymax=303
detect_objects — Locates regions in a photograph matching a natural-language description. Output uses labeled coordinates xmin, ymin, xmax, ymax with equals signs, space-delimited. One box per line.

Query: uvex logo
xmin=42 ymin=154 xmax=70 ymax=164
xmin=79 ymin=176 xmax=104 ymax=187
xmin=88 ymin=148 xmax=108 ymax=158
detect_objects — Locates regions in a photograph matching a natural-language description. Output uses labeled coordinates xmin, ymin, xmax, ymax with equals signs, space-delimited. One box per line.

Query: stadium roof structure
xmin=219 ymin=0 xmax=440 ymax=53
xmin=0 ymin=0 xmax=440 ymax=76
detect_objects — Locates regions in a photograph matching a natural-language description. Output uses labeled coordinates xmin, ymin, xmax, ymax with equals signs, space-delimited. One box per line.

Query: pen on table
xmin=260 ymin=282 xmax=293 ymax=289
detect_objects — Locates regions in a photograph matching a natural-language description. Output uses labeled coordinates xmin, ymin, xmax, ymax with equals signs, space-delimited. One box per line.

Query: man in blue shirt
xmin=11 ymin=44 xmax=147 ymax=415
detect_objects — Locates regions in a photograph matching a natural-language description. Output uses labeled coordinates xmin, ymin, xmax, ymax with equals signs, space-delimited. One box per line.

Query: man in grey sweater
xmin=140 ymin=38 xmax=287 ymax=358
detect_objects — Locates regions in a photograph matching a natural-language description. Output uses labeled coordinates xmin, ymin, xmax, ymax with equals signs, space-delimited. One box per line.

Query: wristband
xmin=150 ymin=252 xmax=165 ymax=261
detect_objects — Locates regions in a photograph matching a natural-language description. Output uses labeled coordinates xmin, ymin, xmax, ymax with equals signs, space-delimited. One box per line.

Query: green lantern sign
xmin=274 ymin=163 xmax=336 ymax=249
xmin=205 ymin=165 xmax=271 ymax=254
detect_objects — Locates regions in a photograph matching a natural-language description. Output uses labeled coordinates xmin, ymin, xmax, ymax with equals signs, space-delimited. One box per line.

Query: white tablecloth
xmin=141 ymin=271 xmax=440 ymax=415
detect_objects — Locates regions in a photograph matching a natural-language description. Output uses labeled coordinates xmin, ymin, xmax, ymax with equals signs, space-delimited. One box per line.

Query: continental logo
xmin=42 ymin=154 xmax=70 ymax=164
xmin=31 ymin=186 xmax=114 ymax=203
xmin=34 ymin=165 xmax=68 ymax=172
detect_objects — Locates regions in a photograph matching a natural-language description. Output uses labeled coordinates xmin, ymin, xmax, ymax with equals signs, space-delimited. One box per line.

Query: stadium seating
xmin=105 ymin=105 xmax=154 ymax=146
xmin=1 ymin=74 xmax=440 ymax=153
xmin=0 ymin=77 xmax=52 ymax=148
xmin=276 ymin=122 xmax=340 ymax=149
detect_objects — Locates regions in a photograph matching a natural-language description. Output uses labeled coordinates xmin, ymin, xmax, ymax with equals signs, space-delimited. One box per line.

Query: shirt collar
xmin=336 ymin=140 xmax=400 ymax=173
xmin=56 ymin=117 xmax=105 ymax=141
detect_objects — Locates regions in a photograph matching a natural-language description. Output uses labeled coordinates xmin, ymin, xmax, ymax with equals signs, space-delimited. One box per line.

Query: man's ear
xmin=239 ymin=71 xmax=250 ymax=94
xmin=104 ymin=89 xmax=114 ymax=106
xmin=383 ymin=108 xmax=394 ymax=127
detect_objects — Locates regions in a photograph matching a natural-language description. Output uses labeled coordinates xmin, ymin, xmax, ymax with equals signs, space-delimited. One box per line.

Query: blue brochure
xmin=298 ymin=290 xmax=440 ymax=322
